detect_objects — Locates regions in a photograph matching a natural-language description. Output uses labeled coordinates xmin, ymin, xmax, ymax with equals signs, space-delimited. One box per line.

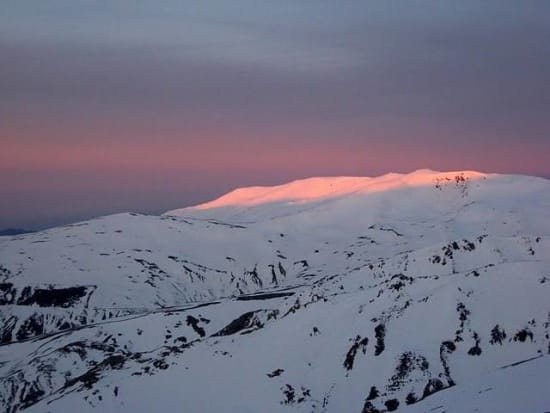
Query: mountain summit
xmin=167 ymin=169 xmax=489 ymax=218
xmin=0 ymin=170 xmax=549 ymax=412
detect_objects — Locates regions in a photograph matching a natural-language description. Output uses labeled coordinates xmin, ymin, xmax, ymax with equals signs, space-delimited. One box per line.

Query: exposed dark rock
xmin=244 ymin=266 xmax=263 ymax=287
xmin=361 ymin=401 xmax=380 ymax=413
xmin=16 ymin=315 xmax=44 ymax=341
xmin=153 ymin=359 xmax=169 ymax=370
xmin=280 ymin=384 xmax=310 ymax=405
xmin=267 ymin=369 xmax=284 ymax=378
xmin=19 ymin=382 xmax=45 ymax=410
xmin=490 ymin=325 xmax=507 ymax=345
xmin=0 ymin=316 xmax=17 ymax=344
xmin=440 ymin=340 xmax=456 ymax=384
xmin=17 ymin=286 xmax=90 ymax=308
xmin=213 ymin=310 xmax=277 ymax=337
xmin=468 ymin=332 xmax=482 ymax=356
xmin=366 ymin=386 xmax=379 ymax=401
xmin=186 ymin=316 xmax=206 ymax=338
xmin=513 ymin=328 xmax=534 ymax=342
xmin=0 ymin=282 xmax=15 ymax=304
xmin=278 ymin=262 xmax=287 ymax=277
xmin=388 ymin=352 xmax=429 ymax=392
xmin=422 ymin=378 xmax=445 ymax=399
xmin=384 ymin=398 xmax=399 ymax=411
xmin=269 ymin=265 xmax=278 ymax=285
xmin=293 ymin=260 xmax=309 ymax=269
xmin=467 ymin=346 xmax=482 ymax=356
xmin=406 ymin=392 xmax=417 ymax=405
xmin=282 ymin=385 xmax=294 ymax=404
xmin=388 ymin=274 xmax=413 ymax=292
xmin=457 ymin=302 xmax=470 ymax=326
xmin=343 ymin=335 xmax=369 ymax=371
xmin=374 ymin=324 xmax=386 ymax=356
xmin=65 ymin=355 xmax=126 ymax=390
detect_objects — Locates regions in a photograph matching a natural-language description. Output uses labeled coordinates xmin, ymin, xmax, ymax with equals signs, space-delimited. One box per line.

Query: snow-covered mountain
xmin=0 ymin=169 xmax=549 ymax=412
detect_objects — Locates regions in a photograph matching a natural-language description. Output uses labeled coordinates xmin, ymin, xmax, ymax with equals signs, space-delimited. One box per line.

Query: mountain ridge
xmin=166 ymin=169 xmax=492 ymax=214
xmin=0 ymin=169 xmax=548 ymax=412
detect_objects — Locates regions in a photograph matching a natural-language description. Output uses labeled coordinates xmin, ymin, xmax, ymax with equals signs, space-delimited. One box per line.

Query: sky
xmin=1 ymin=1 xmax=550 ymax=230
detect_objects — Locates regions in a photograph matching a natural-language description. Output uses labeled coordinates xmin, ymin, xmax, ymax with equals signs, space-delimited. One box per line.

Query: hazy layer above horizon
xmin=1 ymin=1 xmax=550 ymax=229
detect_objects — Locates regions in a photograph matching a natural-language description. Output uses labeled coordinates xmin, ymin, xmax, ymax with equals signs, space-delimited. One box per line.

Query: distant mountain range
xmin=0 ymin=228 xmax=32 ymax=237
xmin=0 ymin=170 xmax=549 ymax=412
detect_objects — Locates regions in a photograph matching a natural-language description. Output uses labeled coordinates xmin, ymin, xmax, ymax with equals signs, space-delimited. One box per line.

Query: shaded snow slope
xmin=0 ymin=170 xmax=549 ymax=412
xmin=403 ymin=355 xmax=550 ymax=413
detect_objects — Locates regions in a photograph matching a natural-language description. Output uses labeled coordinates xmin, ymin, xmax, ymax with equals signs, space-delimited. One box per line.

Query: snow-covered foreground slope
xmin=0 ymin=170 xmax=549 ymax=412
